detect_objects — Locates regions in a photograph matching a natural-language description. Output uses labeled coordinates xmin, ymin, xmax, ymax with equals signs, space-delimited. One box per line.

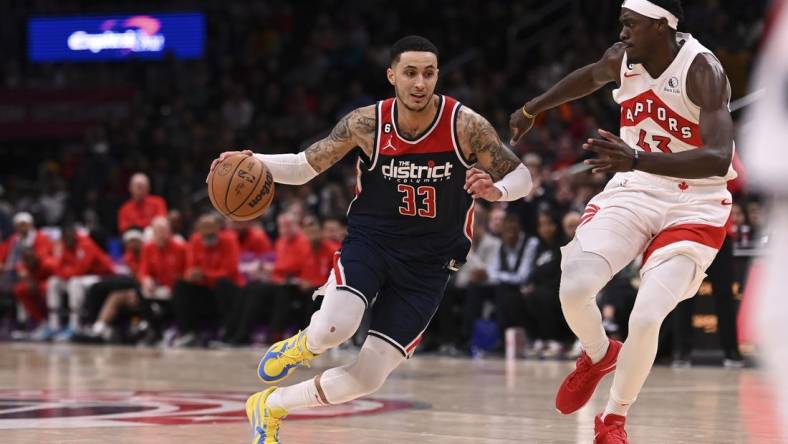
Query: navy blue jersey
xmin=346 ymin=95 xmax=475 ymax=263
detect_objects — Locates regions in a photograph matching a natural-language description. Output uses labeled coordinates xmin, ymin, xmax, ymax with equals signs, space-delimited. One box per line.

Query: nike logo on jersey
xmin=721 ymin=199 xmax=732 ymax=206
xmin=623 ymin=72 xmax=640 ymax=78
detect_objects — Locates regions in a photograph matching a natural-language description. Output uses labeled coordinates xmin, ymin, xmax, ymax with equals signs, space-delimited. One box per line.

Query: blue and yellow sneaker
xmin=246 ymin=387 xmax=287 ymax=444
xmin=258 ymin=330 xmax=318 ymax=384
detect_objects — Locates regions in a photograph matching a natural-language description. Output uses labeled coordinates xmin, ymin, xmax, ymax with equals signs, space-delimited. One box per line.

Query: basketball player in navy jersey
xmin=209 ymin=36 xmax=532 ymax=443
xmin=472 ymin=0 xmax=736 ymax=442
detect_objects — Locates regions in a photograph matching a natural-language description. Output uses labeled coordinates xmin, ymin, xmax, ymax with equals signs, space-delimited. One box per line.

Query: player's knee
xmin=308 ymin=299 xmax=364 ymax=349
xmin=559 ymin=269 xmax=599 ymax=309
xmin=308 ymin=320 xmax=355 ymax=350
xmin=559 ymin=253 xmax=612 ymax=309
xmin=345 ymin=362 xmax=389 ymax=395
xmin=628 ymin=310 xmax=665 ymax=336
xmin=349 ymin=370 xmax=387 ymax=396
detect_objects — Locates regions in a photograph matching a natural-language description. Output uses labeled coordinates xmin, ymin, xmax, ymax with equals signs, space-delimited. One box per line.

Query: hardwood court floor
xmin=0 ymin=343 xmax=781 ymax=444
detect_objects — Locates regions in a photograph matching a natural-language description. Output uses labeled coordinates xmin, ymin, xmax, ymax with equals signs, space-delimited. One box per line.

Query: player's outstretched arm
xmin=510 ymin=42 xmax=625 ymax=145
xmin=583 ymin=54 xmax=734 ymax=179
xmin=302 ymin=105 xmax=376 ymax=174
xmin=207 ymin=105 xmax=376 ymax=185
xmin=457 ymin=108 xmax=533 ymax=202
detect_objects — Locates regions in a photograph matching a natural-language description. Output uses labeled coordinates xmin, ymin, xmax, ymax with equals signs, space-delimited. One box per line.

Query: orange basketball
xmin=207 ymin=153 xmax=275 ymax=221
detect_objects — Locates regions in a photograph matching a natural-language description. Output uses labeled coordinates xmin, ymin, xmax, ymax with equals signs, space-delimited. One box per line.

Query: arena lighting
xmin=28 ymin=12 xmax=204 ymax=62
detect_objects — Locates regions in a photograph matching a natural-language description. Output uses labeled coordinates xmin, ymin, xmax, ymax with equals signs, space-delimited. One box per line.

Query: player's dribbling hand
xmin=206 ymin=149 xmax=254 ymax=183
xmin=464 ymin=168 xmax=502 ymax=201
xmin=583 ymin=129 xmax=637 ymax=173
xmin=509 ymin=106 xmax=536 ymax=145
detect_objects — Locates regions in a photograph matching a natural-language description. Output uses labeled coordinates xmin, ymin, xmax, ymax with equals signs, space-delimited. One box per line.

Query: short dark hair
xmin=389 ymin=35 xmax=439 ymax=65
xmin=650 ymin=0 xmax=684 ymax=22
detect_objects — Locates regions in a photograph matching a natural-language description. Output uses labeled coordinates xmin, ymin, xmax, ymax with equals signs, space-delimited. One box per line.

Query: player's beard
xmin=395 ymin=86 xmax=434 ymax=113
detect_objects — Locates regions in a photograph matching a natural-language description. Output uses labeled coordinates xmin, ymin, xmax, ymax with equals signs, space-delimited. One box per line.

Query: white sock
xmin=585 ymin=338 xmax=610 ymax=364
xmin=267 ymin=377 xmax=323 ymax=410
xmin=267 ymin=336 xmax=404 ymax=411
xmin=603 ymin=397 xmax=631 ymax=418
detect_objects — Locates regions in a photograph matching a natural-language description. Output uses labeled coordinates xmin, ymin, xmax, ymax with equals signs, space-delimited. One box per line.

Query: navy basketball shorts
xmin=331 ymin=236 xmax=451 ymax=358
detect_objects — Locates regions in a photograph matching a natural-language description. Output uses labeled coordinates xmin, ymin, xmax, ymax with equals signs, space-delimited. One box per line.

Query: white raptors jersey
xmin=612 ymin=33 xmax=737 ymax=186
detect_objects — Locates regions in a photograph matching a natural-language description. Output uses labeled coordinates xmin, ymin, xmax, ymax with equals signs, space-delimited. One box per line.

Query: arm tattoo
xmin=462 ymin=110 xmax=521 ymax=181
xmin=305 ymin=106 xmax=376 ymax=173
xmin=305 ymin=114 xmax=352 ymax=173
xmin=329 ymin=113 xmax=352 ymax=141
xmin=353 ymin=112 xmax=376 ymax=137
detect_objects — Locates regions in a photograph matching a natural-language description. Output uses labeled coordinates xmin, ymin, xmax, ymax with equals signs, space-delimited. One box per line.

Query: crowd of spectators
xmin=0 ymin=1 xmax=769 ymax=361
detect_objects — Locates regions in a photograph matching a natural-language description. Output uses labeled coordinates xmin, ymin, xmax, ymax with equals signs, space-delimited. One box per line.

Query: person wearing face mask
xmin=171 ymin=213 xmax=241 ymax=347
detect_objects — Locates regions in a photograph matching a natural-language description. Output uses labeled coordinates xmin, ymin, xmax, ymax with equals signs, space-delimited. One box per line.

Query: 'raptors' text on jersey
xmin=613 ymin=33 xmax=737 ymax=186
xmin=346 ymin=95 xmax=474 ymax=262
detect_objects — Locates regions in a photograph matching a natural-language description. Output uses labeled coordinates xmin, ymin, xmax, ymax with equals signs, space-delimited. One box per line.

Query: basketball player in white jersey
xmin=467 ymin=0 xmax=735 ymax=442
xmin=746 ymin=0 xmax=788 ymax=440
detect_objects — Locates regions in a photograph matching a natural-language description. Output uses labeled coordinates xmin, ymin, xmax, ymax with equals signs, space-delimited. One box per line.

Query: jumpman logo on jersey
xmin=382 ymin=136 xmax=396 ymax=151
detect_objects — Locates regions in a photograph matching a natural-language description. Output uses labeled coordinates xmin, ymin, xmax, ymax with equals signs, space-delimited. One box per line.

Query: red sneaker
xmin=594 ymin=413 xmax=629 ymax=444
xmin=555 ymin=339 xmax=622 ymax=414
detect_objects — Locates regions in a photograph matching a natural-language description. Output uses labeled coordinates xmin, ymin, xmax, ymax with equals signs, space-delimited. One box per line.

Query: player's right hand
xmin=509 ymin=106 xmax=536 ymax=145
xmin=465 ymin=168 xmax=502 ymax=201
xmin=206 ymin=149 xmax=254 ymax=182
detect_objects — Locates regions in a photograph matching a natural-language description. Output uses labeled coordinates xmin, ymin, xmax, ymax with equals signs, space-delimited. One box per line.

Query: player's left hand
xmin=583 ymin=129 xmax=637 ymax=173
xmin=464 ymin=168 xmax=502 ymax=201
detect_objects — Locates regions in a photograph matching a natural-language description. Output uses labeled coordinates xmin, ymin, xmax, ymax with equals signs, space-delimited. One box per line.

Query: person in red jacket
xmin=172 ymin=213 xmax=241 ymax=347
xmin=1 ymin=212 xmax=53 ymax=295
xmin=270 ymin=212 xmax=312 ymax=284
xmin=231 ymin=220 xmax=273 ymax=255
xmin=117 ymin=173 xmax=167 ymax=233
xmin=139 ymin=217 xmax=189 ymax=299
xmin=81 ymin=217 xmax=189 ymax=344
xmin=12 ymin=247 xmax=56 ymax=331
xmin=223 ymin=213 xmax=339 ymax=345
xmin=37 ymin=225 xmax=114 ymax=341
xmin=299 ymin=215 xmax=341 ymax=291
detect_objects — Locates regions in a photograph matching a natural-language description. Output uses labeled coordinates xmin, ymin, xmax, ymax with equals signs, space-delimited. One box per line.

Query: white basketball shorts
xmin=562 ymin=171 xmax=731 ymax=299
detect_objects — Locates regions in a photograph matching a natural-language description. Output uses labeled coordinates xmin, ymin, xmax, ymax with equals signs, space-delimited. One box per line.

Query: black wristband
xmin=631 ymin=149 xmax=640 ymax=171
